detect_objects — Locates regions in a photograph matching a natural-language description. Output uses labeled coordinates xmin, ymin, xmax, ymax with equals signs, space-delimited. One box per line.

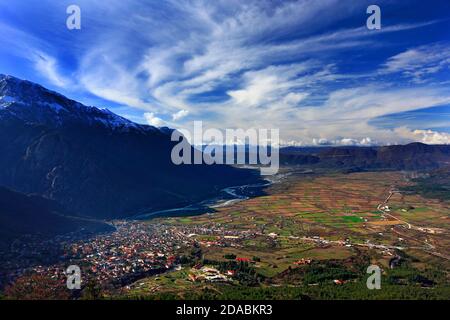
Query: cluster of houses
xmin=20 ymin=222 xmax=196 ymax=288
xmin=293 ymin=258 xmax=312 ymax=265
xmin=188 ymin=266 xmax=233 ymax=283
xmin=0 ymin=229 xmax=108 ymax=288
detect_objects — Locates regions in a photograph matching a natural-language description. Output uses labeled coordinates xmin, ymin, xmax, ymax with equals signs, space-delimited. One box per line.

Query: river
xmin=132 ymin=172 xmax=292 ymax=220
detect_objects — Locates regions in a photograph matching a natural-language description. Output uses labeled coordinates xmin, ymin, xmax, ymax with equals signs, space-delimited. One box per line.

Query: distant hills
xmin=0 ymin=74 xmax=259 ymax=222
xmin=280 ymin=143 xmax=450 ymax=170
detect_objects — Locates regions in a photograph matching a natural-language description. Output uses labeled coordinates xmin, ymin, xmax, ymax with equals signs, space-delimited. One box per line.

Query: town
xmin=0 ymin=219 xmax=262 ymax=293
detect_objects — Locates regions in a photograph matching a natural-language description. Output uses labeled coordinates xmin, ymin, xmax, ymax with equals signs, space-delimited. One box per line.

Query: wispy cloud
xmin=1 ymin=0 xmax=449 ymax=144
xmin=381 ymin=43 xmax=450 ymax=83
xmin=33 ymin=52 xmax=70 ymax=87
xmin=172 ymin=109 xmax=189 ymax=121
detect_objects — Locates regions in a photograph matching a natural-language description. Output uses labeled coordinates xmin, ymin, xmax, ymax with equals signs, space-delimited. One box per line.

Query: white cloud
xmin=72 ymin=0 xmax=434 ymax=120
xmin=381 ymin=43 xmax=450 ymax=82
xmin=0 ymin=22 xmax=71 ymax=88
xmin=311 ymin=137 xmax=375 ymax=146
xmin=144 ymin=112 xmax=166 ymax=127
xmin=172 ymin=109 xmax=189 ymax=121
xmin=283 ymin=92 xmax=309 ymax=105
xmin=33 ymin=52 xmax=70 ymax=88
xmin=226 ymin=63 xmax=318 ymax=108
xmin=396 ymin=128 xmax=450 ymax=145
xmin=209 ymin=83 xmax=450 ymax=146
xmin=3 ymin=1 xmax=447 ymax=146
xmin=312 ymin=138 xmax=332 ymax=146
xmin=79 ymin=48 xmax=157 ymax=111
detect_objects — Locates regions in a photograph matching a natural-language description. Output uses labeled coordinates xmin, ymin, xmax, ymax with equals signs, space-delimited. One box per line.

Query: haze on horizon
xmin=0 ymin=0 xmax=449 ymax=146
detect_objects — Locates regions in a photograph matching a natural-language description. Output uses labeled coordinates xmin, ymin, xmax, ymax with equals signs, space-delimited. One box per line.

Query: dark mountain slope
xmin=401 ymin=166 xmax=450 ymax=201
xmin=280 ymin=143 xmax=450 ymax=170
xmin=317 ymin=146 xmax=378 ymax=168
xmin=0 ymin=186 xmax=113 ymax=250
xmin=376 ymin=143 xmax=450 ymax=170
xmin=0 ymin=75 xmax=259 ymax=219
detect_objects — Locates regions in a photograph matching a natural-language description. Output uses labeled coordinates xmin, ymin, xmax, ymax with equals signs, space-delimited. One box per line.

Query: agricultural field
xmin=126 ymin=171 xmax=450 ymax=299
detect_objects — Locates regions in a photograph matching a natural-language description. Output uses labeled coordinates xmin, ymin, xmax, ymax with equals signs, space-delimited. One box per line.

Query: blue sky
xmin=0 ymin=0 xmax=449 ymax=145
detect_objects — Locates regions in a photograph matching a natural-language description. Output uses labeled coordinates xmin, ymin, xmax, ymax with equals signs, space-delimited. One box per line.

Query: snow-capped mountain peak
xmin=0 ymin=74 xmax=157 ymax=133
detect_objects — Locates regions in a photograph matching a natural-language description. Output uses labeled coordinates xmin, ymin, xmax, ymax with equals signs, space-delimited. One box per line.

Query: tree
xmin=82 ymin=279 xmax=103 ymax=300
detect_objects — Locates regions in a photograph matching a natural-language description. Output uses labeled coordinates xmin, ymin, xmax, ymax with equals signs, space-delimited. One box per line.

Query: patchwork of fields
xmin=127 ymin=171 xmax=450 ymax=299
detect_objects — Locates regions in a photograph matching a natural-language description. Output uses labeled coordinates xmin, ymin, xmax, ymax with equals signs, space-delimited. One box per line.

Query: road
xmin=377 ymin=186 xmax=449 ymax=260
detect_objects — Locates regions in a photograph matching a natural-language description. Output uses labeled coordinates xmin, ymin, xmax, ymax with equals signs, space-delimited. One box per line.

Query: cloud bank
xmin=1 ymin=0 xmax=449 ymax=145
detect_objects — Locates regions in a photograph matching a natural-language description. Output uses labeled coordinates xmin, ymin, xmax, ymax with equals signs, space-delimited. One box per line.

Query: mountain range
xmin=1 ymin=74 xmax=449 ymax=243
xmin=280 ymin=143 xmax=450 ymax=170
xmin=0 ymin=74 xmax=259 ymax=224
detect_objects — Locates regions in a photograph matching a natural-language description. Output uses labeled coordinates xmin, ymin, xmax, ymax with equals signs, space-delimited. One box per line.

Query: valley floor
xmin=121 ymin=170 xmax=450 ymax=300
xmin=2 ymin=170 xmax=449 ymax=300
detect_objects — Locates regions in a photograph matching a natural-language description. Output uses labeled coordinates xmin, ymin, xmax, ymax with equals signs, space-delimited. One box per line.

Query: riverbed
xmin=132 ymin=172 xmax=292 ymax=220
